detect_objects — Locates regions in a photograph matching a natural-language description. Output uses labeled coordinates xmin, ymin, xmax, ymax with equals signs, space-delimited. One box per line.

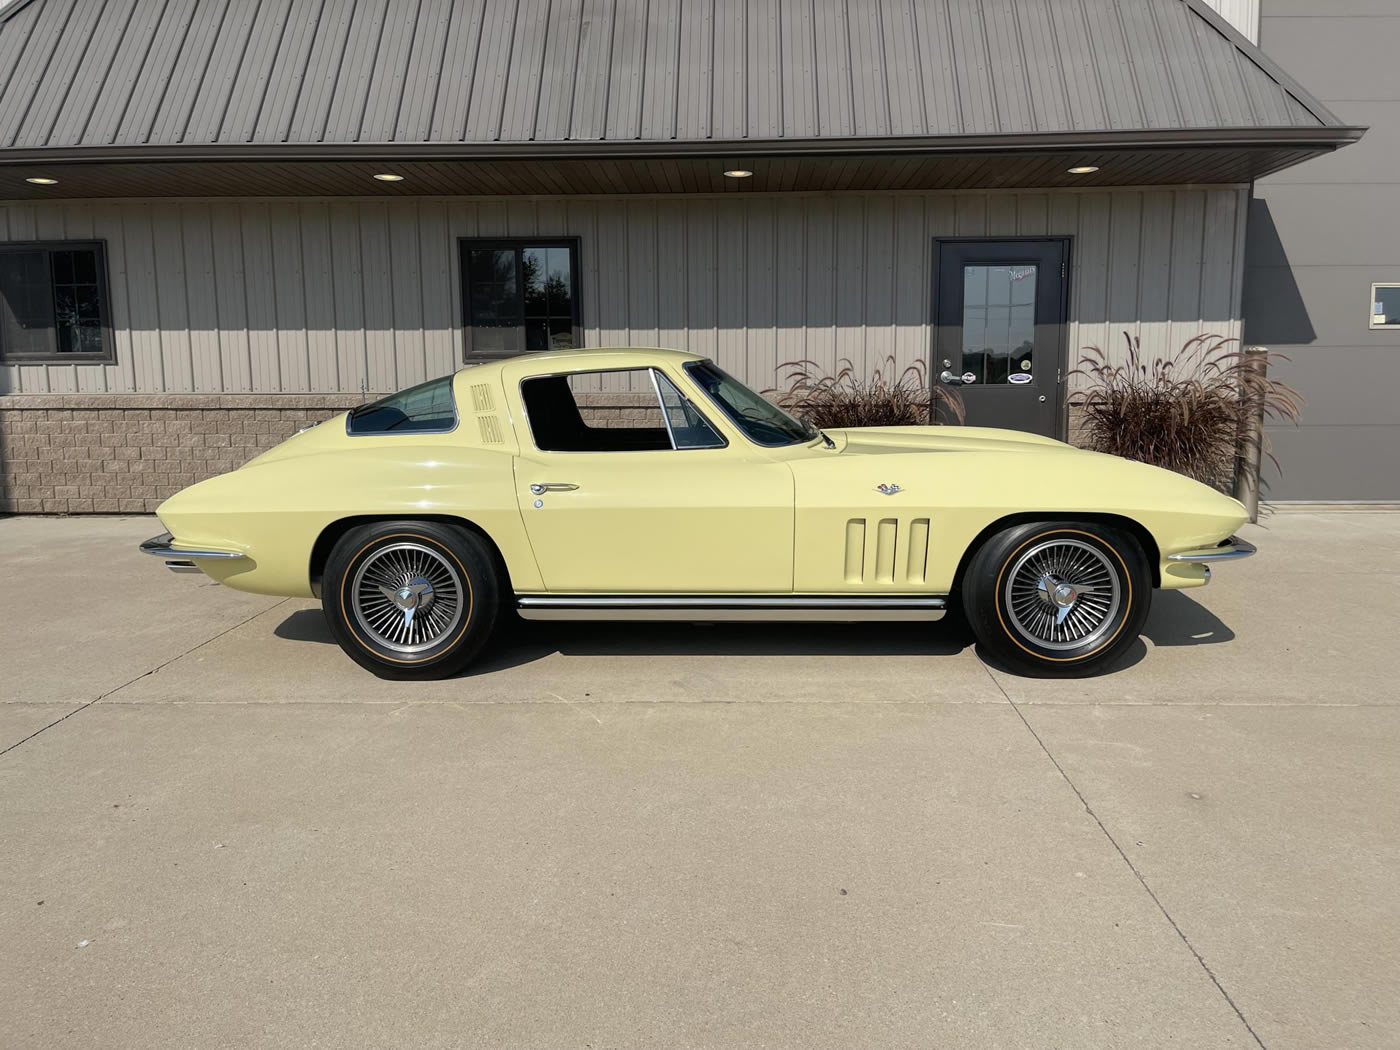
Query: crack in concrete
xmin=0 ymin=599 xmax=290 ymax=761
xmin=982 ymin=660 xmax=1270 ymax=1050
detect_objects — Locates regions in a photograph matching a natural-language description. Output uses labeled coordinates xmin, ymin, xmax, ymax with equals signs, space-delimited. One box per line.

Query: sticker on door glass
xmin=961 ymin=371 xmax=978 ymax=384
xmin=1008 ymin=373 xmax=1033 ymax=385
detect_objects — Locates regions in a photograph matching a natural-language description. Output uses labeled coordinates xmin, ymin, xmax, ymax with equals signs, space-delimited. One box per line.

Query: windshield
xmin=683 ymin=360 xmax=817 ymax=447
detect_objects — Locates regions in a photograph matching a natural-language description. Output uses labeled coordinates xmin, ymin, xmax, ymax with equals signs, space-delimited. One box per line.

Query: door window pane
xmin=962 ymin=264 xmax=1036 ymax=385
xmin=522 ymin=368 xmax=672 ymax=452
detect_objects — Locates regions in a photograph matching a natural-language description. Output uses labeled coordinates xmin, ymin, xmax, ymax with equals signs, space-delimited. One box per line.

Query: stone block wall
xmin=0 ymin=395 xmax=369 ymax=514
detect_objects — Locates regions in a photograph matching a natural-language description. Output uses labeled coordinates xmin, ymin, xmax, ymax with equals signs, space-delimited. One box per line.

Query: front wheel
xmin=961 ymin=521 xmax=1151 ymax=677
xmin=322 ymin=520 xmax=500 ymax=680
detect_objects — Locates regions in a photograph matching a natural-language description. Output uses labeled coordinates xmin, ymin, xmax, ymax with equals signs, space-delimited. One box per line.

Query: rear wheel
xmin=322 ymin=520 xmax=500 ymax=680
xmin=961 ymin=521 xmax=1151 ymax=676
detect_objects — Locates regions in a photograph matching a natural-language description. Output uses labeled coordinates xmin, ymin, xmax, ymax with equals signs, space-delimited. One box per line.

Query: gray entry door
xmin=933 ymin=239 xmax=1069 ymax=437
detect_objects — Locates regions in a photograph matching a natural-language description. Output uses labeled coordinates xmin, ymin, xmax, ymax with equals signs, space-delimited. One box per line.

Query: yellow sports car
xmin=141 ymin=347 xmax=1254 ymax=679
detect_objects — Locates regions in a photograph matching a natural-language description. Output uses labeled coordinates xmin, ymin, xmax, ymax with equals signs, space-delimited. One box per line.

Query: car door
xmin=506 ymin=362 xmax=794 ymax=594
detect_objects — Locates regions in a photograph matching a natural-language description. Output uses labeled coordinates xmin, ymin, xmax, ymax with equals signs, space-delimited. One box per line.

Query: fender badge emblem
xmin=876 ymin=483 xmax=903 ymax=496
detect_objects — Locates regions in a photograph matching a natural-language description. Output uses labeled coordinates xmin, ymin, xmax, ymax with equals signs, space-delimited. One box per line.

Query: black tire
xmin=961 ymin=520 xmax=1151 ymax=677
xmin=322 ymin=520 xmax=500 ymax=680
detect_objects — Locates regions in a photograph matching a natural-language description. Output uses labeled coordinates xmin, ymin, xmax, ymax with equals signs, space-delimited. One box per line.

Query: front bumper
xmin=139 ymin=532 xmax=247 ymax=573
xmin=1166 ymin=535 xmax=1258 ymax=563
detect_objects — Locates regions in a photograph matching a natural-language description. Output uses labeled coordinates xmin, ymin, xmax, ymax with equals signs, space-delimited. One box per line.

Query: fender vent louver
xmin=843 ymin=516 xmax=931 ymax=584
xmin=470 ymin=383 xmax=495 ymax=412
xmin=478 ymin=415 xmax=505 ymax=445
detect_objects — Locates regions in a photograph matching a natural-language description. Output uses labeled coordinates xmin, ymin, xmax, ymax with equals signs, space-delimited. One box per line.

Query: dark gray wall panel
xmin=1261 ymin=425 xmax=1400 ymax=501
xmin=1251 ymin=15 xmax=1400 ymax=102
xmin=1242 ymin=6 xmax=1400 ymax=499
xmin=1258 ymin=347 xmax=1400 ymax=429
xmin=1245 ymin=265 xmax=1400 ymax=351
xmin=1246 ymin=186 xmax=1400 ymax=267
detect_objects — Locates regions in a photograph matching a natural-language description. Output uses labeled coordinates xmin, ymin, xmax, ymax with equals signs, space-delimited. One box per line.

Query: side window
xmin=522 ymin=368 xmax=671 ymax=452
xmin=347 ymin=376 xmax=457 ymax=434
xmin=521 ymin=367 xmax=725 ymax=453
xmin=653 ymin=371 xmax=726 ymax=449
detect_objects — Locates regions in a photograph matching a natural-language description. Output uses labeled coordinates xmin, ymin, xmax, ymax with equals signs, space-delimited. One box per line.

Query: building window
xmin=0 ymin=241 xmax=114 ymax=363
xmin=460 ymin=239 xmax=581 ymax=359
xmin=1370 ymin=284 xmax=1400 ymax=329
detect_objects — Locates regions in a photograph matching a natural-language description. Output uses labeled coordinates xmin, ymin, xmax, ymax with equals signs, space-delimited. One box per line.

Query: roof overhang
xmin=0 ymin=128 xmax=1366 ymax=200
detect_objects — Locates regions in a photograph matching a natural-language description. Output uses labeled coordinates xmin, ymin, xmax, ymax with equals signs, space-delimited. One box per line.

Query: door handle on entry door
xmin=938 ymin=370 xmax=966 ymax=385
xmin=530 ymin=483 xmax=579 ymax=494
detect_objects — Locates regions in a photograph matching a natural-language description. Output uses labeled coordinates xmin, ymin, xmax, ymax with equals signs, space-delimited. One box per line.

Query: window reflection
xmin=962 ymin=264 xmax=1036 ymax=385
xmin=462 ymin=241 xmax=579 ymax=357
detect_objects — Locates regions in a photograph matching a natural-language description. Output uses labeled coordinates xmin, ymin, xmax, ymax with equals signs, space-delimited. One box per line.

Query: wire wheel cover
xmin=351 ymin=542 xmax=466 ymax=654
xmin=1004 ymin=538 xmax=1122 ymax=651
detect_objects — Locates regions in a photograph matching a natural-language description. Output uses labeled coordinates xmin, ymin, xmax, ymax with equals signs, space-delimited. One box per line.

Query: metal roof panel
xmin=0 ymin=0 xmax=1361 ymax=155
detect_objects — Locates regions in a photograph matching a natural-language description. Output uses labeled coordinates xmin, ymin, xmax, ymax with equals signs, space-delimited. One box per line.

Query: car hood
xmin=827 ymin=425 xmax=1082 ymax=456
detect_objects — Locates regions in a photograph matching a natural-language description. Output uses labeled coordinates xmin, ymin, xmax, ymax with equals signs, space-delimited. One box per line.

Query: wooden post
xmin=1234 ymin=347 xmax=1268 ymax=523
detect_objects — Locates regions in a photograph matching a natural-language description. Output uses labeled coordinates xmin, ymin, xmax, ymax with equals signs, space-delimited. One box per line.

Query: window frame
xmin=0 ymin=239 xmax=116 ymax=364
xmin=518 ymin=366 xmax=728 ymax=455
xmin=1370 ymin=283 xmax=1400 ymax=330
xmin=459 ymin=237 xmax=582 ymax=360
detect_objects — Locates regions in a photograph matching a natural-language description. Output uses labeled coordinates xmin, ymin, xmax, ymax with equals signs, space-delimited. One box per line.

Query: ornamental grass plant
xmin=767 ymin=356 xmax=966 ymax=428
xmin=1069 ymin=333 xmax=1302 ymax=489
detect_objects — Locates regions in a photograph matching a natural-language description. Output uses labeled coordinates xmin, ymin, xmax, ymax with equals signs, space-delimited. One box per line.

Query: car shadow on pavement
xmin=274 ymin=591 xmax=1226 ymax=679
xmin=274 ymin=608 xmax=973 ymax=676
xmin=1139 ymin=589 xmax=1236 ymax=647
xmin=973 ymin=589 xmax=1234 ymax=678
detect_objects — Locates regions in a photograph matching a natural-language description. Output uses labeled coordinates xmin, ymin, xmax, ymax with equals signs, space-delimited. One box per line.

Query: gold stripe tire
xmin=323 ymin=520 xmax=501 ymax=681
xmin=960 ymin=521 xmax=1152 ymax=678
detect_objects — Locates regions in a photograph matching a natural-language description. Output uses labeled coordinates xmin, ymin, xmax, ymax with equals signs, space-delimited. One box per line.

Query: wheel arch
xmin=950 ymin=512 xmax=1161 ymax=599
xmin=310 ymin=515 xmax=513 ymax=598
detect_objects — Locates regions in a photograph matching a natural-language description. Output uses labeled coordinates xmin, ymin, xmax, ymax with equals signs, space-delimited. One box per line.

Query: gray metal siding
xmin=1243 ymin=2 xmax=1400 ymax=499
xmin=0 ymin=188 xmax=1246 ymax=397
xmin=1201 ymin=0 xmax=1259 ymax=41
xmin=0 ymin=0 xmax=1343 ymax=151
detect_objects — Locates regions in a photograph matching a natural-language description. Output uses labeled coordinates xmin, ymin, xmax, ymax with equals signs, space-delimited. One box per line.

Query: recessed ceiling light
xmin=372 ymin=173 xmax=405 ymax=182
xmin=1067 ymin=165 xmax=1100 ymax=175
xmin=723 ymin=169 xmax=753 ymax=178
xmin=25 ymin=176 xmax=58 ymax=185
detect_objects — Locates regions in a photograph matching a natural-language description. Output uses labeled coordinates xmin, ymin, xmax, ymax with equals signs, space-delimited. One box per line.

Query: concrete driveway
xmin=1 ymin=513 xmax=1396 ymax=1050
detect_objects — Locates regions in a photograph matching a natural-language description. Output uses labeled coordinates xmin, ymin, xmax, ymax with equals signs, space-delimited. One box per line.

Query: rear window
xmin=347 ymin=376 xmax=457 ymax=435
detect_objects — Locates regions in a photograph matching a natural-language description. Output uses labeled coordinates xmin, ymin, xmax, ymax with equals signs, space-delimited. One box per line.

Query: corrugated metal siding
xmin=0 ymin=0 xmax=1335 ymax=150
xmin=0 ymin=189 xmax=1247 ymax=395
xmin=1201 ymin=0 xmax=1259 ymax=42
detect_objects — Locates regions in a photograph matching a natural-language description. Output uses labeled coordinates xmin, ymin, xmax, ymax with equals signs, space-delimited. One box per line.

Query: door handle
xmin=530 ymin=483 xmax=579 ymax=494
xmin=938 ymin=370 xmax=965 ymax=385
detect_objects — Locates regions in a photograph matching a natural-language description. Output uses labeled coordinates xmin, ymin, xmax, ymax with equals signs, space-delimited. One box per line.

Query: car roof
xmin=459 ymin=346 xmax=707 ymax=381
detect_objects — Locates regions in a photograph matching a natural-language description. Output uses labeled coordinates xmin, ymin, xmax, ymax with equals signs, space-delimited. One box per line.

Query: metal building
xmin=0 ymin=0 xmax=1381 ymax=511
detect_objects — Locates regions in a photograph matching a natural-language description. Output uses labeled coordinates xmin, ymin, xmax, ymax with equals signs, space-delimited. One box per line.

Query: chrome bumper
xmin=139 ymin=532 xmax=247 ymax=573
xmin=1166 ymin=535 xmax=1257 ymax=563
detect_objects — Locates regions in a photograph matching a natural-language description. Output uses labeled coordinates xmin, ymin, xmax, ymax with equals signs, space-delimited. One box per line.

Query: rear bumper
xmin=1166 ymin=535 xmax=1257 ymax=563
xmin=139 ymin=532 xmax=247 ymax=573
